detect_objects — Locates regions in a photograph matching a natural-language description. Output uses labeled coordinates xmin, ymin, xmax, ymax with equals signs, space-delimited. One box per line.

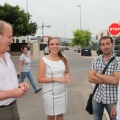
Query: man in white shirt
xmin=0 ymin=20 xmax=29 ymax=120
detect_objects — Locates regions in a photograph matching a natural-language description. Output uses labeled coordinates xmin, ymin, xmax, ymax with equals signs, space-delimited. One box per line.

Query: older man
xmin=0 ymin=20 xmax=29 ymax=120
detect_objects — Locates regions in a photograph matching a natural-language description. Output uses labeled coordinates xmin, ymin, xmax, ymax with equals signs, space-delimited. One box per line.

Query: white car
xmin=44 ymin=47 xmax=49 ymax=55
xmin=74 ymin=46 xmax=80 ymax=53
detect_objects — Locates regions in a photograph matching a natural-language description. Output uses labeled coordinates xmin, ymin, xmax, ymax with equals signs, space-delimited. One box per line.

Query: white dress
xmin=42 ymin=57 xmax=67 ymax=115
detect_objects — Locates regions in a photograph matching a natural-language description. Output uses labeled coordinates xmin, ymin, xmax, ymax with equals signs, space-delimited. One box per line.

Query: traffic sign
xmin=108 ymin=23 xmax=120 ymax=36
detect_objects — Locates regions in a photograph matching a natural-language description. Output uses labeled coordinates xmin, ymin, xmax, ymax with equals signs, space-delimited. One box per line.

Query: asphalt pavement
xmin=10 ymin=50 xmax=109 ymax=120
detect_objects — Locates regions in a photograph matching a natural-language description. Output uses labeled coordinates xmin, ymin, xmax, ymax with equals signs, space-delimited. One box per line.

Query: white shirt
xmin=0 ymin=52 xmax=18 ymax=106
xmin=19 ymin=53 xmax=31 ymax=72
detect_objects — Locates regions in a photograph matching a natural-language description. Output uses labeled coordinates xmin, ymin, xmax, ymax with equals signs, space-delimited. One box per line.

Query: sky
xmin=0 ymin=0 xmax=120 ymax=38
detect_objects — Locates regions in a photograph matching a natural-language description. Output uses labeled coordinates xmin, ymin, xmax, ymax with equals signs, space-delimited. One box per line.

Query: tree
xmin=61 ymin=41 xmax=69 ymax=46
xmin=0 ymin=3 xmax=37 ymax=37
xmin=72 ymin=29 xmax=92 ymax=47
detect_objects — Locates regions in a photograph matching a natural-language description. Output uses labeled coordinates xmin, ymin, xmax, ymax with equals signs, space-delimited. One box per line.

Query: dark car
xmin=60 ymin=46 xmax=64 ymax=51
xmin=64 ymin=46 xmax=69 ymax=50
xmin=81 ymin=47 xmax=91 ymax=56
xmin=96 ymin=49 xmax=103 ymax=56
xmin=114 ymin=45 xmax=120 ymax=56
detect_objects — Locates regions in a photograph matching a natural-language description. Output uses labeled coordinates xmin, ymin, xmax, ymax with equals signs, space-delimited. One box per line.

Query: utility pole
xmin=77 ymin=5 xmax=81 ymax=30
xmin=26 ymin=0 xmax=29 ymax=44
xmin=64 ymin=24 xmax=67 ymax=46
xmin=40 ymin=23 xmax=50 ymax=42
xmin=39 ymin=23 xmax=50 ymax=58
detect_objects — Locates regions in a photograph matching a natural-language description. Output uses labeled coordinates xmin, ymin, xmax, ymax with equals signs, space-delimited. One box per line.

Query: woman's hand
xmin=64 ymin=75 xmax=71 ymax=84
xmin=51 ymin=75 xmax=71 ymax=84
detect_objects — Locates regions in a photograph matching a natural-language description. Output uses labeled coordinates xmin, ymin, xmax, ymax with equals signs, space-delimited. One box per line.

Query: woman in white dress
xmin=37 ymin=37 xmax=70 ymax=120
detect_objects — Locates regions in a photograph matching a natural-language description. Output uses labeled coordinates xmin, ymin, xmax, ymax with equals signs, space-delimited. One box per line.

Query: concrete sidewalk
xmin=11 ymin=50 xmax=110 ymax=120
xmin=31 ymin=50 xmax=109 ymax=120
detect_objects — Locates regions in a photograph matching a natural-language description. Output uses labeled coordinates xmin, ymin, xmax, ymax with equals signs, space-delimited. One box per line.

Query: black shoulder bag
xmin=86 ymin=56 xmax=115 ymax=115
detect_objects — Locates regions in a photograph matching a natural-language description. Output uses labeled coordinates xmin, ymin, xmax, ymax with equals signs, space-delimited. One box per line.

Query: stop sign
xmin=108 ymin=23 xmax=120 ymax=36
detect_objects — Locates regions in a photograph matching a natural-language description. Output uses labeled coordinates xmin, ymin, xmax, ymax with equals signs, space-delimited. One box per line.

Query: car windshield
xmin=82 ymin=47 xmax=90 ymax=49
xmin=115 ymin=46 xmax=120 ymax=50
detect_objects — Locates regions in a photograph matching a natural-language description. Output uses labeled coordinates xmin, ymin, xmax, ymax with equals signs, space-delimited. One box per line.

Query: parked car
xmin=44 ymin=47 xmax=49 ymax=55
xmin=81 ymin=47 xmax=91 ymax=56
xmin=64 ymin=46 xmax=69 ymax=50
xmin=74 ymin=46 xmax=81 ymax=53
xmin=60 ymin=46 xmax=64 ymax=51
xmin=96 ymin=49 xmax=103 ymax=56
xmin=114 ymin=45 xmax=120 ymax=56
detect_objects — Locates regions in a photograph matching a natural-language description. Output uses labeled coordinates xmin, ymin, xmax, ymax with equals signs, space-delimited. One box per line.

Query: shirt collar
xmin=0 ymin=52 xmax=10 ymax=62
xmin=101 ymin=54 xmax=115 ymax=62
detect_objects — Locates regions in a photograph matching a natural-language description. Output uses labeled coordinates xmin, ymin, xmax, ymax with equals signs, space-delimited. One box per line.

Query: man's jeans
xmin=92 ymin=99 xmax=116 ymax=120
xmin=20 ymin=71 xmax=38 ymax=91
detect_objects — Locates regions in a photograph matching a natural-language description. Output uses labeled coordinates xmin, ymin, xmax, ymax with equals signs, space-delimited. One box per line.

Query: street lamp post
xmin=39 ymin=23 xmax=50 ymax=58
xmin=64 ymin=24 xmax=67 ymax=46
xmin=96 ymin=40 xmax=99 ymax=50
xmin=26 ymin=0 xmax=29 ymax=44
xmin=77 ymin=5 xmax=81 ymax=30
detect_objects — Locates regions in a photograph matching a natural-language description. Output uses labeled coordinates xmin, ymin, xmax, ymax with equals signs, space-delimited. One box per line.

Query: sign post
xmin=108 ymin=23 xmax=120 ymax=53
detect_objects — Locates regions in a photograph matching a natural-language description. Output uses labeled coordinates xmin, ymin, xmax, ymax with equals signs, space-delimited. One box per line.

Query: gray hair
xmin=0 ymin=20 xmax=12 ymax=34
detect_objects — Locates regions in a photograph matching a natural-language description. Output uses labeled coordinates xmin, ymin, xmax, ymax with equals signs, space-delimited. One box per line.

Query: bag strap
xmin=92 ymin=56 xmax=115 ymax=95
xmin=102 ymin=56 xmax=115 ymax=74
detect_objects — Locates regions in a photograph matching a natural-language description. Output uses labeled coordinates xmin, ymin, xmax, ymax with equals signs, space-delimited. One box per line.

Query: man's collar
xmin=101 ymin=54 xmax=115 ymax=61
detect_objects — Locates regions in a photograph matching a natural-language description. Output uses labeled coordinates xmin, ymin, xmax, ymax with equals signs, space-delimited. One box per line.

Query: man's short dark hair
xmin=99 ymin=36 xmax=113 ymax=46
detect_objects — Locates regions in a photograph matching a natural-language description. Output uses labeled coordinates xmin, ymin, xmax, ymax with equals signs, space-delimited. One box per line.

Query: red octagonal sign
xmin=108 ymin=23 xmax=120 ymax=36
